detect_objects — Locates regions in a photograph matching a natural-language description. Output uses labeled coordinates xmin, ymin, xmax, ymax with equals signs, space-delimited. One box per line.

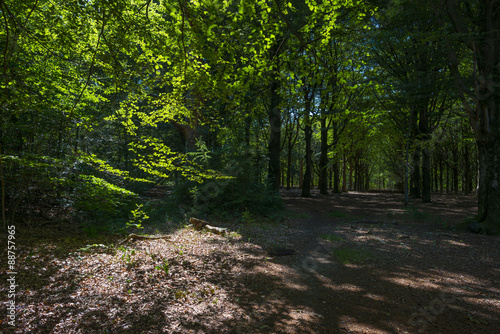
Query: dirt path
xmin=3 ymin=191 xmax=499 ymax=333
xmin=234 ymin=190 xmax=500 ymax=333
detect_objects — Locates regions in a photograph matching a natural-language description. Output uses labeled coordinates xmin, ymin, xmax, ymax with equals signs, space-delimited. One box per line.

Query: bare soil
xmin=1 ymin=190 xmax=499 ymax=333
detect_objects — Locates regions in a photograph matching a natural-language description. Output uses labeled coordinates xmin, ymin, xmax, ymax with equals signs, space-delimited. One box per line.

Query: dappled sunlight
xmin=444 ymin=239 xmax=471 ymax=247
xmin=339 ymin=316 xmax=392 ymax=334
xmin=364 ymin=292 xmax=387 ymax=302
xmin=6 ymin=190 xmax=498 ymax=333
xmin=383 ymin=275 xmax=443 ymax=290
xmin=332 ymin=283 xmax=365 ymax=293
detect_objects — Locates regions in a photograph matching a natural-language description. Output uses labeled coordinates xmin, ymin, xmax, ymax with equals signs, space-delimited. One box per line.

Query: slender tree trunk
xmin=463 ymin=142 xmax=471 ymax=194
xmin=333 ymin=161 xmax=340 ymax=193
xmin=422 ymin=147 xmax=431 ymax=202
xmin=446 ymin=159 xmax=450 ymax=194
xmin=302 ymin=85 xmax=315 ymax=197
xmin=302 ymin=121 xmax=312 ymax=197
xmin=364 ymin=164 xmax=370 ymax=191
xmin=342 ymin=152 xmax=347 ymax=192
xmin=286 ymin=137 xmax=292 ymax=189
xmin=267 ymin=43 xmax=281 ymax=192
xmin=299 ymin=160 xmax=303 ymax=188
xmin=433 ymin=157 xmax=439 ymax=193
xmin=452 ymin=142 xmax=459 ymax=193
xmin=329 ymin=166 xmax=333 ymax=189
xmin=319 ymin=116 xmax=329 ymax=195
xmin=419 ymin=104 xmax=432 ymax=202
xmin=411 ymin=150 xmax=421 ymax=198
xmin=348 ymin=159 xmax=353 ymax=191
xmin=439 ymin=155 xmax=444 ymax=193
xmin=245 ymin=116 xmax=251 ymax=147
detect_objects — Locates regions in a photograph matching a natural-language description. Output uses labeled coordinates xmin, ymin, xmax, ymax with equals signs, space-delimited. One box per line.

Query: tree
xmin=368 ymin=0 xmax=454 ymax=203
xmin=433 ymin=0 xmax=500 ymax=233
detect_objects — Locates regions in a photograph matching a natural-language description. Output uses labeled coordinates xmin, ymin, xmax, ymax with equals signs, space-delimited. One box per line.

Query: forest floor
xmin=1 ymin=190 xmax=500 ymax=333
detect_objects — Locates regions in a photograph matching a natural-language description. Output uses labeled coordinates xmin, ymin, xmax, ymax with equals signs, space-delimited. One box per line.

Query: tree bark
xmin=286 ymin=139 xmax=293 ymax=189
xmin=302 ymin=121 xmax=312 ymax=197
xmin=452 ymin=141 xmax=459 ymax=194
xmin=439 ymin=154 xmax=444 ymax=193
xmin=422 ymin=147 xmax=431 ymax=202
xmin=410 ymin=150 xmax=421 ymax=198
xmin=319 ymin=116 xmax=329 ymax=195
xmin=342 ymin=151 xmax=347 ymax=192
xmin=333 ymin=161 xmax=340 ymax=193
xmin=268 ymin=43 xmax=281 ymax=192
xmin=301 ymin=87 xmax=314 ymax=198
xmin=445 ymin=0 xmax=500 ymax=233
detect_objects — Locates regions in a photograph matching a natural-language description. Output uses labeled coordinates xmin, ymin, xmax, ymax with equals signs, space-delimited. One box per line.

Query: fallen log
xmin=190 ymin=217 xmax=228 ymax=236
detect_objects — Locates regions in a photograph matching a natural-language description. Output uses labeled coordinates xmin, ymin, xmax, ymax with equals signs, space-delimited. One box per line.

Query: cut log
xmin=190 ymin=217 xmax=228 ymax=236
xmin=190 ymin=217 xmax=209 ymax=229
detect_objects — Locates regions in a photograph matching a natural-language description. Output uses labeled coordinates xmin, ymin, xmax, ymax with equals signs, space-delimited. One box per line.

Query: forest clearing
xmin=1 ymin=190 xmax=499 ymax=333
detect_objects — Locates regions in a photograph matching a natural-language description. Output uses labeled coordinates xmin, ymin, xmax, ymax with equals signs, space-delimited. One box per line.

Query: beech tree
xmin=432 ymin=0 xmax=500 ymax=233
xmin=368 ymin=0 xmax=455 ymax=203
xmin=1 ymin=0 xmax=493 ymax=233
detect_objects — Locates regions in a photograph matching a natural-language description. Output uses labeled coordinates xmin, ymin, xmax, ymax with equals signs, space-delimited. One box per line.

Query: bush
xmin=165 ymin=174 xmax=282 ymax=219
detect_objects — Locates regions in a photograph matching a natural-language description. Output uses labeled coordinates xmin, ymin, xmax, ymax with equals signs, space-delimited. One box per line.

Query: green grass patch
xmin=333 ymin=247 xmax=373 ymax=264
xmin=321 ymin=234 xmax=344 ymax=242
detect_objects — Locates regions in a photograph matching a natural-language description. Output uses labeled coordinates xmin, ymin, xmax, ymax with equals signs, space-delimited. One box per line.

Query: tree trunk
xmin=446 ymin=159 xmax=450 ymax=194
xmin=433 ymin=156 xmax=439 ymax=193
xmin=364 ymin=164 xmax=370 ymax=191
xmin=342 ymin=152 xmax=347 ymax=192
xmin=302 ymin=122 xmax=312 ymax=197
xmin=411 ymin=150 xmax=421 ymax=198
xmin=333 ymin=161 xmax=340 ymax=193
xmin=301 ymin=88 xmax=314 ymax=197
xmin=299 ymin=160 xmax=303 ymax=188
xmin=348 ymin=159 xmax=353 ymax=191
xmin=439 ymin=154 xmax=444 ymax=193
xmin=463 ymin=141 xmax=472 ymax=194
xmin=422 ymin=147 xmax=431 ymax=202
xmin=286 ymin=136 xmax=293 ymax=189
xmin=477 ymin=130 xmax=500 ymax=234
xmin=267 ymin=44 xmax=281 ymax=192
xmin=319 ymin=116 xmax=329 ymax=195
xmin=419 ymin=104 xmax=432 ymax=202
xmin=444 ymin=0 xmax=500 ymax=233
xmin=329 ymin=166 xmax=333 ymax=189
xmin=452 ymin=141 xmax=459 ymax=194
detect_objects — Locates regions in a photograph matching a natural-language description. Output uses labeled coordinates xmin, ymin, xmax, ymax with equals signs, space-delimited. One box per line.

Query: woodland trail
xmin=4 ymin=191 xmax=499 ymax=334
xmin=247 ymin=189 xmax=500 ymax=333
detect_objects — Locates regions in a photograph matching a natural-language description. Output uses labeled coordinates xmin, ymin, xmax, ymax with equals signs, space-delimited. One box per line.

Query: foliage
xmin=0 ymin=0 xmax=490 ymax=231
xmin=155 ymin=259 xmax=170 ymax=274
xmin=126 ymin=204 xmax=148 ymax=230
xmin=72 ymin=175 xmax=137 ymax=214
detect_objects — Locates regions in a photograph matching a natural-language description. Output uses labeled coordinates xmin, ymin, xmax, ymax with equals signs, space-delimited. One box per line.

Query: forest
xmin=1 ymin=0 xmax=499 ymax=333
